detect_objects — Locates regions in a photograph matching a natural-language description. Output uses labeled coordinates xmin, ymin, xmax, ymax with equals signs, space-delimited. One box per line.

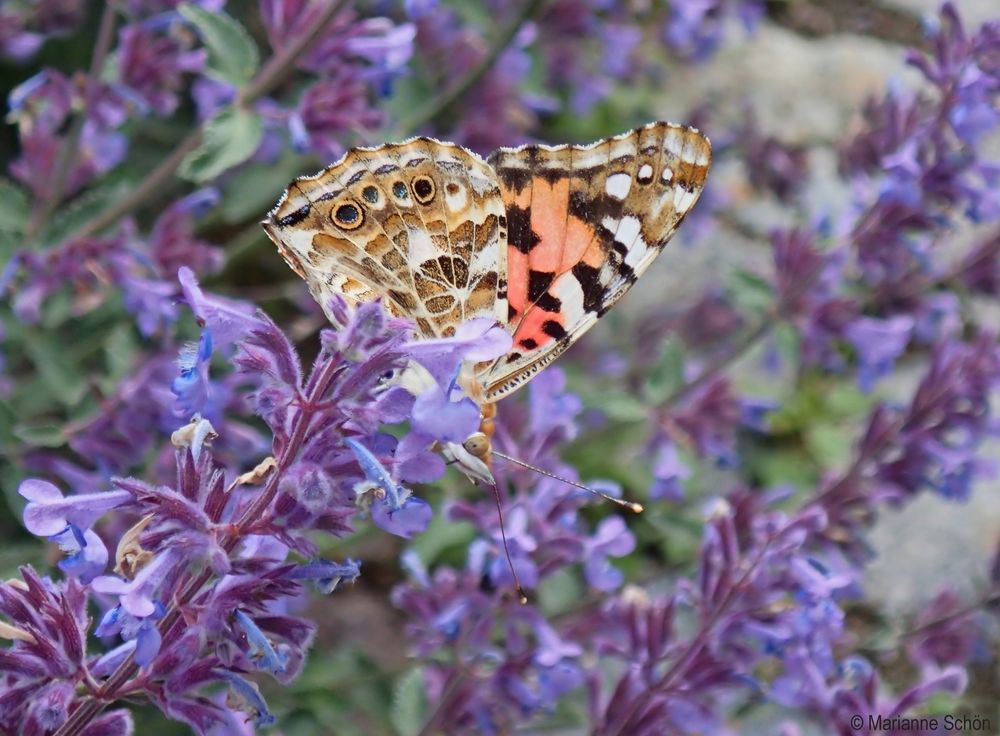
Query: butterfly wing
xmin=481 ymin=122 xmax=711 ymax=400
xmin=263 ymin=138 xmax=509 ymax=338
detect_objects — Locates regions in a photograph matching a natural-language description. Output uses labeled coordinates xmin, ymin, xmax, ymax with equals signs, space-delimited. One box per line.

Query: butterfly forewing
xmin=480 ymin=122 xmax=711 ymax=401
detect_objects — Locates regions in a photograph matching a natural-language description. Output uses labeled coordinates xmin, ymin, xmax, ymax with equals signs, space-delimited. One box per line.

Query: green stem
xmin=25 ymin=4 xmax=118 ymax=241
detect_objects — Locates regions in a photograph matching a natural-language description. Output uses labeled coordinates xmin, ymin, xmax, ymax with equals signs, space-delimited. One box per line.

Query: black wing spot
xmin=519 ymin=338 xmax=539 ymax=350
xmin=276 ymin=205 xmax=310 ymax=227
xmin=542 ymin=320 xmax=567 ymax=339
xmin=527 ymin=270 xmax=554 ymax=302
xmin=506 ymin=205 xmax=539 ymax=254
xmin=571 ymin=262 xmax=604 ymax=313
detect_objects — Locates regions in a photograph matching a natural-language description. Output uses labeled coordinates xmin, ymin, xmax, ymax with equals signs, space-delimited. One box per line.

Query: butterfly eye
xmin=362 ymin=185 xmax=379 ymax=203
xmin=333 ymin=201 xmax=364 ymax=230
xmin=392 ymin=181 xmax=408 ymax=199
xmin=462 ymin=432 xmax=490 ymax=458
xmin=411 ymin=176 xmax=435 ymax=204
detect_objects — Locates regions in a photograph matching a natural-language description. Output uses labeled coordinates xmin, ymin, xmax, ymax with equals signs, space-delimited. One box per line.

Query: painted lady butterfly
xmin=263 ymin=121 xmax=711 ymax=483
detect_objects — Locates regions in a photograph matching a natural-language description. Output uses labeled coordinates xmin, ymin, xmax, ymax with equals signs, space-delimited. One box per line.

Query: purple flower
xmin=51 ymin=524 xmax=108 ymax=583
xmin=583 ymin=516 xmax=635 ymax=591
xmin=92 ymin=547 xmax=180 ymax=617
xmin=650 ymin=440 xmax=690 ymax=502
xmin=116 ymin=23 xmax=206 ymax=116
xmin=845 ymin=315 xmax=914 ymax=392
xmin=177 ymin=266 xmax=262 ymax=346
xmin=410 ymin=368 xmax=481 ymax=443
xmin=287 ymin=73 xmax=382 ymax=156
xmin=19 ymin=479 xmax=131 ymax=537
xmin=149 ymin=188 xmax=222 ymax=276
xmin=289 ymin=558 xmax=361 ymax=594
xmin=345 ymin=437 xmax=433 ymax=538
xmin=233 ymin=609 xmax=289 ymax=675
xmin=405 ymin=317 xmax=512 ymax=385
xmin=172 ymin=329 xmax=214 ymax=418
xmin=95 ymin=601 xmax=164 ymax=666
xmin=221 ymin=672 xmax=276 ymax=728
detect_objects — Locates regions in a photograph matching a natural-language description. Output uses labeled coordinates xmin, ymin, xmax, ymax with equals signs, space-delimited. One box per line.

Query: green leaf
xmin=179 ymin=108 xmax=263 ymax=183
xmin=13 ymin=423 xmax=67 ymax=448
xmin=19 ymin=331 xmax=89 ymax=407
xmin=410 ymin=514 xmax=475 ymax=564
xmin=594 ymin=391 xmax=647 ymax=422
xmin=644 ymin=337 xmax=685 ymax=404
xmin=0 ymin=177 xmax=28 ymax=236
xmin=772 ymin=321 xmax=800 ymax=369
xmin=537 ymin=568 xmax=585 ymax=615
xmin=40 ymin=180 xmax=131 ymax=245
xmin=178 ymin=4 xmax=259 ymax=85
xmin=728 ymin=268 xmax=775 ymax=315
xmin=390 ymin=668 xmax=427 ymax=736
xmin=805 ymin=422 xmax=855 ymax=471
xmin=219 ymin=154 xmax=309 ymax=223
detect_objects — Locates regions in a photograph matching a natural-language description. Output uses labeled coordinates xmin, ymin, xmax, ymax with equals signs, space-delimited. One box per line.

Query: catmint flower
xmin=345 ymin=437 xmax=433 ymax=538
xmin=172 ymin=329 xmax=213 ymax=418
xmin=650 ymin=440 xmax=690 ymax=502
xmin=92 ymin=547 xmax=180 ymax=617
xmin=220 ymin=672 xmax=277 ymax=728
xmin=844 ymin=315 xmax=914 ymax=392
xmin=289 ymin=558 xmax=361 ymax=594
xmin=116 ymin=23 xmax=206 ymax=116
xmin=583 ymin=516 xmax=636 ymax=591
xmin=233 ymin=609 xmax=289 ymax=675
xmin=95 ymin=602 xmax=165 ymax=666
xmin=51 ymin=524 xmax=108 ymax=583
xmin=19 ymin=479 xmax=131 ymax=537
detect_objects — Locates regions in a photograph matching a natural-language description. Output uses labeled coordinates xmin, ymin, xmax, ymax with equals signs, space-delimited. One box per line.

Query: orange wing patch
xmin=481 ymin=122 xmax=712 ymax=401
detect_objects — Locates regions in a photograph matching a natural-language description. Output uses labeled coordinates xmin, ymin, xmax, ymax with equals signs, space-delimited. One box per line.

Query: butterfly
xmin=262 ymin=121 xmax=711 ymax=494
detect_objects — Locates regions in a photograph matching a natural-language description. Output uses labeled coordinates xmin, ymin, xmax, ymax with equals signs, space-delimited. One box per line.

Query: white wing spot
xmin=661 ymin=167 xmax=674 ymax=183
xmin=674 ymin=187 xmax=697 ymax=212
xmin=664 ymin=133 xmax=684 ymax=157
xmin=605 ymin=172 xmax=632 ymax=200
xmin=637 ymin=164 xmax=654 ymax=182
xmin=444 ymin=183 xmax=468 ymax=212
xmin=617 ymin=215 xmax=642 ymax=247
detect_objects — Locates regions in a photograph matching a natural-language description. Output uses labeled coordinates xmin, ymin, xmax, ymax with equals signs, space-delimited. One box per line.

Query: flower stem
xmin=25 ymin=3 xmax=118 ymax=242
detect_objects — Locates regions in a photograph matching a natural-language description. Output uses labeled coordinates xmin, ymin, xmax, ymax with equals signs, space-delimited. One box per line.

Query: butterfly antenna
xmin=491 ymin=450 xmax=644 ymax=514
xmin=489 ymin=480 xmax=528 ymax=605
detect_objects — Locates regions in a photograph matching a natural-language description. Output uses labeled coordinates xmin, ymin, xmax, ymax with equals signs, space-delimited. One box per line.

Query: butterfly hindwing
xmin=263 ymin=138 xmax=508 ymax=337
xmin=481 ymin=122 xmax=711 ymax=400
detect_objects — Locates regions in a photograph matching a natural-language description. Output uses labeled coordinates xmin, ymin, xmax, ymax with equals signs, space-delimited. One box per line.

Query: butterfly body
xmin=263 ymin=122 xmax=711 ymax=470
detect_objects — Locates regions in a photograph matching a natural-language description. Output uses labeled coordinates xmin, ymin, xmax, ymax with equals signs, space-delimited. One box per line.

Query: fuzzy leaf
xmin=390 ymin=667 xmax=427 ymax=736
xmin=644 ymin=337 xmax=685 ymax=404
xmin=40 ymin=180 xmax=130 ymax=245
xmin=178 ymin=4 xmax=259 ymax=85
xmin=0 ymin=178 xmax=28 ymax=236
xmin=13 ymin=423 xmax=67 ymax=448
xmin=179 ymin=108 xmax=263 ymax=183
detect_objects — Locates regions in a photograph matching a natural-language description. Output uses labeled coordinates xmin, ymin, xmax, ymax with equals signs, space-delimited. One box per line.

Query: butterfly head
xmin=462 ymin=431 xmax=490 ymax=458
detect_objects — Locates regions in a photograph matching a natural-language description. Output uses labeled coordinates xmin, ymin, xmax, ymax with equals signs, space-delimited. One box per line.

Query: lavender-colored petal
xmin=19 ymin=481 xmax=131 ymax=537
xmin=133 ymin=622 xmax=162 ymax=667
xmin=53 ymin=525 xmax=109 ymax=583
xmin=372 ymin=495 xmax=432 ymax=539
